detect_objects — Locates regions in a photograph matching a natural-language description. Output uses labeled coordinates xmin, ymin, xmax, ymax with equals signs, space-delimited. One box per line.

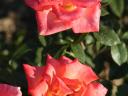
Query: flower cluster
xmin=0 ymin=55 xmax=107 ymax=96
xmin=23 ymin=55 xmax=107 ymax=96
xmin=0 ymin=0 xmax=107 ymax=96
xmin=25 ymin=0 xmax=101 ymax=35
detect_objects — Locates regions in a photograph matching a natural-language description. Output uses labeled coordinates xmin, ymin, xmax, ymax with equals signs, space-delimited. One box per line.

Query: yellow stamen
xmin=47 ymin=91 xmax=52 ymax=96
xmin=61 ymin=3 xmax=77 ymax=11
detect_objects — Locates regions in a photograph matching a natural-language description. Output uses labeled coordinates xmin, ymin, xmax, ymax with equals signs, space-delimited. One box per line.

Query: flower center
xmin=47 ymin=91 xmax=52 ymax=96
xmin=61 ymin=2 xmax=77 ymax=11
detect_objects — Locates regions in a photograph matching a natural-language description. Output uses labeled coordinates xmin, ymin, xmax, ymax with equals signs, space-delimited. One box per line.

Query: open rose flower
xmin=25 ymin=0 xmax=101 ymax=35
xmin=23 ymin=55 xmax=107 ymax=96
xmin=0 ymin=84 xmax=22 ymax=96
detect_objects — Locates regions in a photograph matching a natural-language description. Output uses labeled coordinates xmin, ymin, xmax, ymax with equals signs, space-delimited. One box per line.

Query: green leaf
xmin=85 ymin=35 xmax=94 ymax=45
xmin=71 ymin=43 xmax=94 ymax=67
xmin=9 ymin=44 xmax=31 ymax=64
xmin=110 ymin=0 xmax=124 ymax=17
xmin=15 ymin=29 xmax=26 ymax=45
xmin=56 ymin=39 xmax=69 ymax=45
xmin=111 ymin=43 xmax=127 ymax=65
xmin=54 ymin=45 xmax=68 ymax=58
xmin=94 ymin=26 xmax=120 ymax=46
xmin=122 ymin=31 xmax=128 ymax=40
xmin=96 ymin=41 xmax=101 ymax=52
xmin=101 ymin=8 xmax=109 ymax=16
xmin=71 ymin=43 xmax=86 ymax=63
xmin=102 ymin=0 xmax=110 ymax=3
xmin=39 ymin=36 xmax=47 ymax=46
xmin=35 ymin=47 xmax=43 ymax=65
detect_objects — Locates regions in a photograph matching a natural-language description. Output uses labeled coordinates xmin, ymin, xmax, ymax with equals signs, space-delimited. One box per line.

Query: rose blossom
xmin=0 ymin=84 xmax=22 ymax=96
xmin=23 ymin=55 xmax=107 ymax=96
xmin=25 ymin=0 xmax=101 ymax=35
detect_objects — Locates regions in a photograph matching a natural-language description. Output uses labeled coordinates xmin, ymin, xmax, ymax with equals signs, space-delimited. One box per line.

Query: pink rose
xmin=25 ymin=0 xmax=101 ymax=35
xmin=23 ymin=55 xmax=107 ymax=96
xmin=0 ymin=84 xmax=22 ymax=96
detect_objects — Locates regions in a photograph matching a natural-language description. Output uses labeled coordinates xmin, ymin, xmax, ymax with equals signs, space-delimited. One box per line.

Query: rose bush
xmin=0 ymin=84 xmax=22 ymax=96
xmin=23 ymin=55 xmax=107 ymax=96
xmin=25 ymin=0 xmax=101 ymax=35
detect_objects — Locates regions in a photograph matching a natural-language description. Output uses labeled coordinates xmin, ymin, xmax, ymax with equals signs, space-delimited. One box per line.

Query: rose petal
xmin=46 ymin=55 xmax=98 ymax=84
xmin=46 ymin=55 xmax=67 ymax=77
xmin=23 ymin=64 xmax=55 ymax=95
xmin=25 ymin=0 xmax=58 ymax=11
xmin=83 ymin=82 xmax=107 ymax=96
xmin=62 ymin=78 xmax=82 ymax=92
xmin=25 ymin=0 xmax=43 ymax=10
xmin=62 ymin=59 xmax=99 ymax=84
xmin=59 ymin=56 xmax=73 ymax=64
xmin=30 ymin=80 xmax=48 ymax=96
xmin=50 ymin=76 xmax=73 ymax=96
xmin=36 ymin=10 xmax=72 ymax=35
xmin=54 ymin=6 xmax=85 ymax=21
xmin=72 ymin=3 xmax=101 ymax=33
xmin=0 ymin=84 xmax=22 ymax=96
xmin=72 ymin=0 xmax=99 ymax=7
xmin=23 ymin=64 xmax=46 ymax=88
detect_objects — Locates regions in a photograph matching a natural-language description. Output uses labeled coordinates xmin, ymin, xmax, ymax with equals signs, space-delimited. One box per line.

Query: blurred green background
xmin=0 ymin=0 xmax=128 ymax=96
